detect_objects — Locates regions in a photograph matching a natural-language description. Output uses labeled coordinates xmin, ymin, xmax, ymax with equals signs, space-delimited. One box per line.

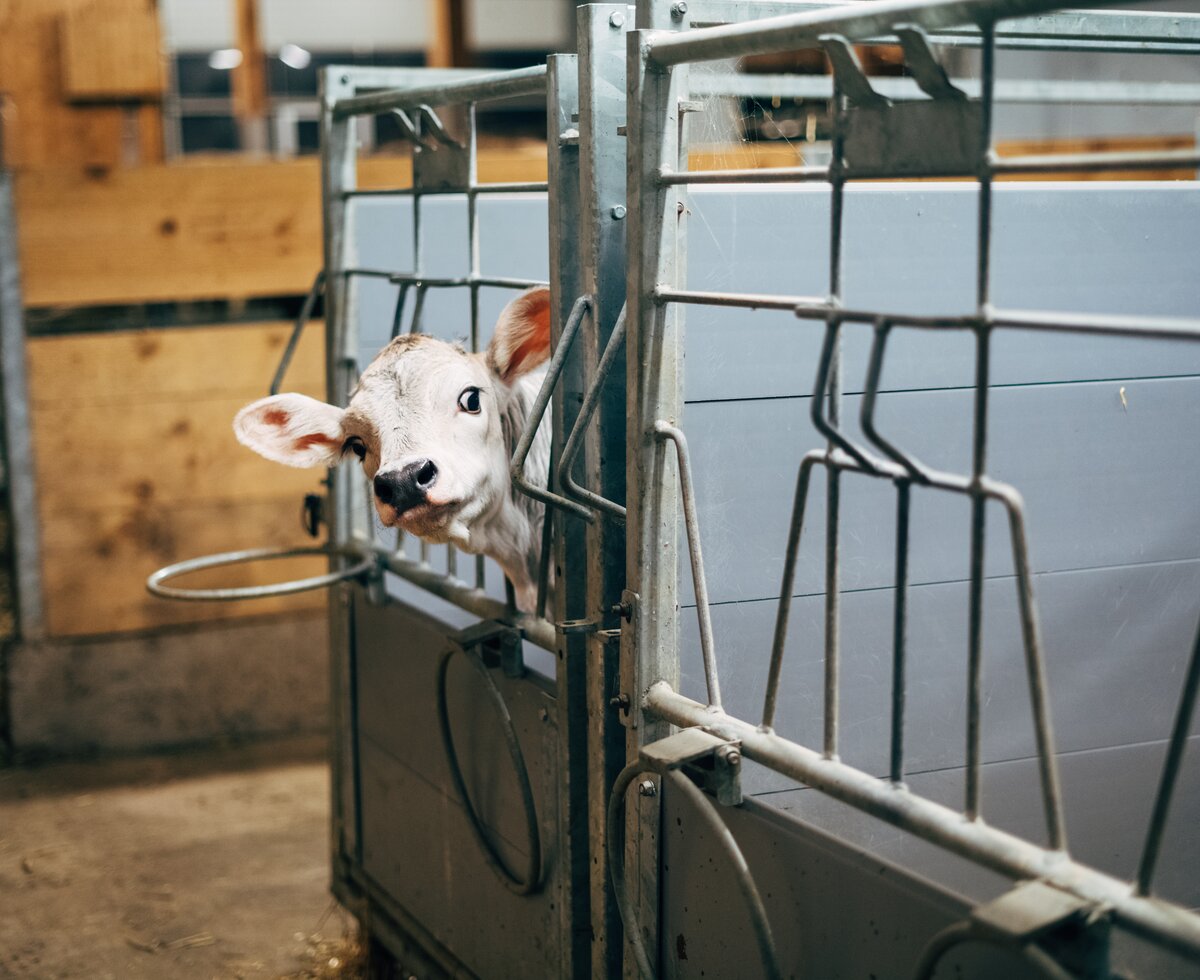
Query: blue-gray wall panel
xmin=681 ymin=376 xmax=1200 ymax=605
xmin=681 ymin=560 xmax=1200 ymax=786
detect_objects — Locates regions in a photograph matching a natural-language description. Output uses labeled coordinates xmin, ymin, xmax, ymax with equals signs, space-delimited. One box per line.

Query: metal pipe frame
xmin=0 ymin=167 xmax=44 ymax=641
xmin=624 ymin=0 xmax=1200 ymax=974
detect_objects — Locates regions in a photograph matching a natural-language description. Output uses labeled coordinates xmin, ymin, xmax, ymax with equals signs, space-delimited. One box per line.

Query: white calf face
xmin=233 ymin=287 xmax=552 ymax=555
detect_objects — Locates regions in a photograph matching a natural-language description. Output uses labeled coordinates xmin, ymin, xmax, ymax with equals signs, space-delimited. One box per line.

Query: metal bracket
xmin=972 ymin=881 xmax=1111 ymax=979
xmin=456 ymin=620 xmax=525 ymax=678
xmin=638 ymin=728 xmax=743 ymax=807
xmin=413 ymin=103 xmax=473 ymax=192
xmin=822 ymin=30 xmax=982 ymax=178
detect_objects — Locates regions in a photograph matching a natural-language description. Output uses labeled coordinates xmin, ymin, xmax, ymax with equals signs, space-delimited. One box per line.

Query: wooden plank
xmin=25 ymin=320 xmax=324 ymax=406
xmin=15 ymin=151 xmax=548 ymax=307
xmin=0 ymin=0 xmax=142 ymax=168
xmin=39 ymin=497 xmax=328 ymax=636
xmin=59 ymin=0 xmax=165 ymax=102
xmin=27 ymin=321 xmax=335 ymax=636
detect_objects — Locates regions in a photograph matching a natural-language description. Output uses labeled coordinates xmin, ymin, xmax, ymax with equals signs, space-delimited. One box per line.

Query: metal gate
xmin=147 ymin=2 xmax=1200 ymax=977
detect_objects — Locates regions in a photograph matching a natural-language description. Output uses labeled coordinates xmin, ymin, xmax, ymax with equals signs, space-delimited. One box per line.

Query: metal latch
xmin=638 ymin=727 xmax=743 ymax=807
xmin=456 ymin=620 xmax=524 ymax=678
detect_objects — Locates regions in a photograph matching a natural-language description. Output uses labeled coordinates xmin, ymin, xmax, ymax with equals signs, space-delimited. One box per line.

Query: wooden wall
xmin=0 ymin=0 xmax=165 ymax=170
xmin=26 ymin=321 xmax=331 ymax=636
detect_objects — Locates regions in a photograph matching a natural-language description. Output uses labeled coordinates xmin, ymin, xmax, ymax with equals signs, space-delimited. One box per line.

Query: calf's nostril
xmin=415 ymin=460 xmax=438 ymax=488
xmin=373 ymin=474 xmax=394 ymax=506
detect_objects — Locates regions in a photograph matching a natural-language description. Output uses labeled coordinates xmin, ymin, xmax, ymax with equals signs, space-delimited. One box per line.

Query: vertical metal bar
xmin=1137 ymin=616 xmax=1200 ymax=895
xmin=547 ymin=52 xmax=593 ymax=980
xmin=966 ymin=21 xmax=995 ymax=822
xmin=764 ymin=453 xmax=821 ymax=729
xmin=1000 ymin=492 xmax=1066 ymax=850
xmin=320 ymin=65 xmax=363 ymax=872
xmin=579 ymin=12 xmax=636 ymax=976
xmin=0 ymin=170 xmax=44 ymax=641
xmin=823 ymin=78 xmax=846 ymax=762
xmin=625 ymin=24 xmax=685 ymax=978
xmin=891 ymin=480 xmax=911 ymax=785
xmin=655 ymin=422 xmax=721 ymax=709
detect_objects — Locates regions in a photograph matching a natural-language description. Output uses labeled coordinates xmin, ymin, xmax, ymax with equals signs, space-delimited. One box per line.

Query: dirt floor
xmin=0 ymin=736 xmax=366 ymax=980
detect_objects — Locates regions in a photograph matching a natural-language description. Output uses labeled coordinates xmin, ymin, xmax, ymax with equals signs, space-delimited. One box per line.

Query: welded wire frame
xmin=625 ymin=0 xmax=1200 ymax=967
xmin=323 ymin=65 xmax=557 ymax=647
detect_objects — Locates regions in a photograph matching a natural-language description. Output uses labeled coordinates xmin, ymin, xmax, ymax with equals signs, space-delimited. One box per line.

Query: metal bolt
xmin=638 ymin=779 xmax=657 ymax=797
xmin=611 ymin=601 xmax=633 ymax=622
xmin=609 ymin=693 xmax=631 ymax=713
xmin=671 ymin=1 xmax=688 ymax=19
xmin=609 ymin=10 xmax=625 ymax=28
xmin=718 ymin=745 xmax=741 ymax=767
xmin=611 ymin=205 xmax=627 ymax=220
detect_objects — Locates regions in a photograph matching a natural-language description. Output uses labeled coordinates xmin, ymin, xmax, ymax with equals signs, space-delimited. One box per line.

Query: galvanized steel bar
xmin=332 ymin=65 xmax=547 ymax=118
xmin=646 ymin=0 xmax=1151 ymax=68
xmin=644 ymin=681 xmax=1200 ymax=962
xmin=1136 ymin=618 xmax=1200 ymax=896
xmin=0 ymin=170 xmax=44 ymax=640
xmin=890 ymin=481 xmax=911 ymax=786
xmin=655 ymin=421 xmax=721 ymax=710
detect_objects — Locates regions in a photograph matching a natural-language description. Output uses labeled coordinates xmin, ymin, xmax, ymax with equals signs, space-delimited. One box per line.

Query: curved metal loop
xmin=510 ymin=294 xmax=597 ymax=522
xmin=147 ymin=545 xmax=374 ymax=601
xmin=859 ymin=319 xmax=935 ymax=482
xmin=415 ymin=104 xmax=464 ymax=148
xmin=911 ymin=919 xmax=1076 ymax=980
xmin=436 ymin=644 xmax=542 ymax=895
xmin=654 ymin=421 xmax=720 ymax=710
xmin=607 ymin=764 xmax=783 ymax=980
xmin=557 ymin=303 xmax=628 ymax=522
xmin=895 ymin=25 xmax=969 ymax=101
xmin=810 ymin=319 xmax=884 ymax=474
xmin=270 ymin=269 xmax=327 ymax=395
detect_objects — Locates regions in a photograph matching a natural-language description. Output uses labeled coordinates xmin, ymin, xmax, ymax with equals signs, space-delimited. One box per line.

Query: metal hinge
xmin=456 ymin=620 xmax=524 ymax=678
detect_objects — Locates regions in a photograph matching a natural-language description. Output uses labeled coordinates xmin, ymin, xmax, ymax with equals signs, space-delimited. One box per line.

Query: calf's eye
xmin=458 ymin=387 xmax=482 ymax=414
xmin=343 ymin=437 xmax=367 ymax=461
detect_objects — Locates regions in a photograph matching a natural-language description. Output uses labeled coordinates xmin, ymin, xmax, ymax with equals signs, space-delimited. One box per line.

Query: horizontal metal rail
xmin=332 ymin=65 xmax=548 ymax=119
xmin=644 ymin=681 xmax=1200 ymax=963
xmin=387 ymin=273 xmax=548 ymax=290
xmin=691 ymin=73 xmax=1200 ymax=105
xmin=648 ymin=0 xmax=1177 ymax=67
xmin=371 ymin=541 xmax=556 ymax=651
xmin=344 ymin=181 xmax=549 ymax=198
xmin=688 ymin=2 xmax=1200 ymax=53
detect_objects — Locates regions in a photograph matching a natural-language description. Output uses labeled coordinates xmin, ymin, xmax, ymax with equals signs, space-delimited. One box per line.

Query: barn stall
xmin=2 ymin=1 xmax=1199 ymax=978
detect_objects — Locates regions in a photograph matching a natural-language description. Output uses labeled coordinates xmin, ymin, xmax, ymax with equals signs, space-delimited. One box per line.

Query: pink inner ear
xmin=263 ymin=409 xmax=290 ymax=427
xmin=293 ymin=433 xmax=337 ymax=452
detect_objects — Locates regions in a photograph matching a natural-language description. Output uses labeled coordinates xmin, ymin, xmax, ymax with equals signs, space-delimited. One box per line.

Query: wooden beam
xmin=59 ymin=0 xmax=166 ymax=102
xmin=230 ymin=0 xmax=268 ymax=152
xmin=427 ymin=0 xmax=469 ymax=68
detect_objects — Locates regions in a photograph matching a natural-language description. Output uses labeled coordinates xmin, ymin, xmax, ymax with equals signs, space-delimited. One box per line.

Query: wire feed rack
xmin=619 ymin=1 xmax=1200 ymax=978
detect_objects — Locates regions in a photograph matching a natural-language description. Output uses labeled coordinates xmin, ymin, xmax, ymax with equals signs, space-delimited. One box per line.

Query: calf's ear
xmin=486 ymin=286 xmax=552 ymax=384
xmin=234 ymin=393 xmax=347 ymax=468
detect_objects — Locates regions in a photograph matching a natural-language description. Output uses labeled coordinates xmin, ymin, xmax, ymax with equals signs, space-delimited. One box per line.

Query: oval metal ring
xmin=436 ymin=644 xmax=542 ymax=895
xmin=147 ymin=546 xmax=374 ymax=601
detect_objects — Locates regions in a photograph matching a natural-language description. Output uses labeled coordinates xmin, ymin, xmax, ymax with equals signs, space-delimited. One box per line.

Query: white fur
xmin=234 ymin=288 xmax=554 ymax=611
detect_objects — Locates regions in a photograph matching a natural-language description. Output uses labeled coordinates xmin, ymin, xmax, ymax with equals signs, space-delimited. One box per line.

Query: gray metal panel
xmin=680 ymin=376 xmax=1200 ymax=605
xmin=661 ymin=788 xmax=1012 ymax=980
xmin=662 ymin=759 xmax=1200 ymax=979
xmin=758 ymin=735 xmax=1200 ymax=917
xmin=354 ymin=596 xmax=561 ymax=976
xmin=681 ymin=559 xmax=1200 ymax=782
xmin=682 ymin=184 xmax=1200 ymax=403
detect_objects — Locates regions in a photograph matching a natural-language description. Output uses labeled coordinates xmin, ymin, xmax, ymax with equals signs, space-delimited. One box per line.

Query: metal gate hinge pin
xmin=610 ymin=693 xmax=631 ymax=713
xmin=609 ymin=11 xmax=625 ymax=28
xmin=611 ymin=601 xmax=633 ymax=622
xmin=638 ymin=779 xmax=657 ymax=797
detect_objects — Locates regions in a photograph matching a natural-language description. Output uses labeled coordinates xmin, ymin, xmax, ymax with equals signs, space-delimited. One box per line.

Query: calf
xmin=234 ymin=286 xmax=553 ymax=611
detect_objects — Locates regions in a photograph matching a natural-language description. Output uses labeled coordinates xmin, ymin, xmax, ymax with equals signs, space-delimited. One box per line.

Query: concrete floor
xmin=0 ymin=736 xmax=364 ymax=980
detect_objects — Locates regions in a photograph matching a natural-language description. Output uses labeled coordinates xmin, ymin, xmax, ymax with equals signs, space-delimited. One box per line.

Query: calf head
xmin=234 ymin=286 xmax=553 ymax=606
